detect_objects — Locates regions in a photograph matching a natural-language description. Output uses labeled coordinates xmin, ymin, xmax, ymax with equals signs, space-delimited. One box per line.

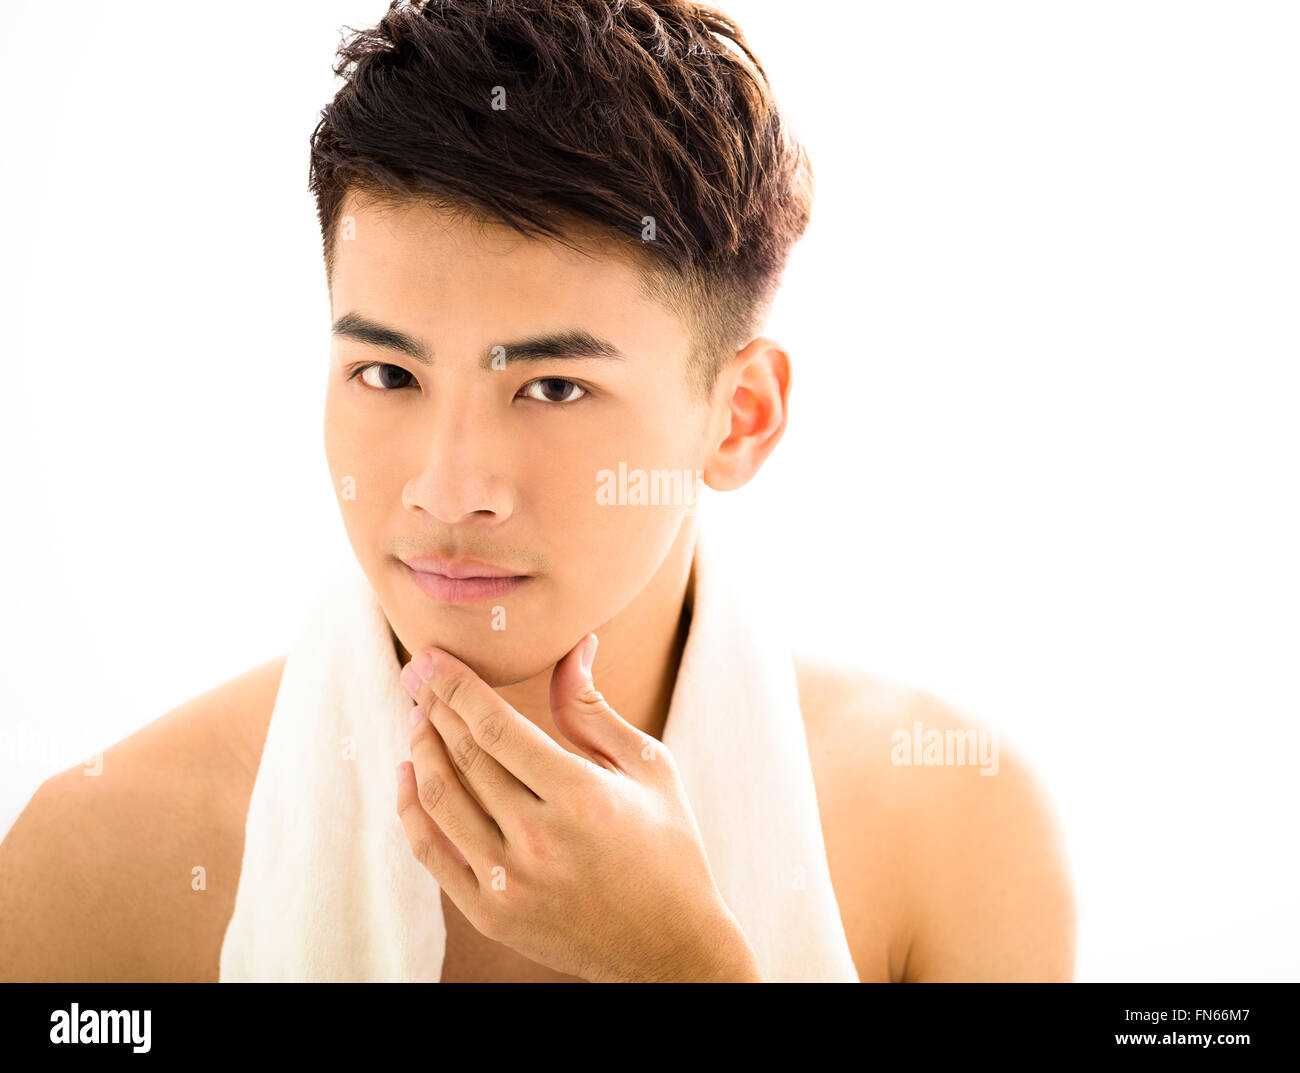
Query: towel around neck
xmin=219 ymin=522 xmax=858 ymax=982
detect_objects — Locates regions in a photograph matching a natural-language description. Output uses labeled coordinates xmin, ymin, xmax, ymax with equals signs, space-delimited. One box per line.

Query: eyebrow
xmin=331 ymin=311 xmax=625 ymax=369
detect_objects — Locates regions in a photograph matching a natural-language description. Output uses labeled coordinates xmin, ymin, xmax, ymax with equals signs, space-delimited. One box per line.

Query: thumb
xmin=549 ymin=633 xmax=647 ymax=774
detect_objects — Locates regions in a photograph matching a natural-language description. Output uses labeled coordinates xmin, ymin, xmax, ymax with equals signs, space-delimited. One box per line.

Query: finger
xmin=403 ymin=661 xmax=495 ymax=814
xmin=415 ymin=647 xmax=589 ymax=798
xmin=406 ymin=656 xmax=540 ymax=817
xmin=395 ymin=759 xmax=478 ymax=905
xmin=427 ymin=694 xmax=542 ymax=825
xmin=408 ymin=703 xmax=504 ymax=876
xmin=550 ymin=633 xmax=658 ymax=776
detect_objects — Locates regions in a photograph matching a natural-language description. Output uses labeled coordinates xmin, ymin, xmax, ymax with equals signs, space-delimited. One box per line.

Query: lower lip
xmin=403 ymin=564 xmax=530 ymax=603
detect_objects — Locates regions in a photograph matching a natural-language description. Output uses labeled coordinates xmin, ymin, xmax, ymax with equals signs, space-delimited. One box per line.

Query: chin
xmin=393 ymin=622 xmax=572 ymax=689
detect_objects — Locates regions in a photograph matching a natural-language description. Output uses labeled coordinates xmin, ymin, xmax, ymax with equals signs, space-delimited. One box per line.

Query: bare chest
xmin=212 ymin=665 xmax=893 ymax=982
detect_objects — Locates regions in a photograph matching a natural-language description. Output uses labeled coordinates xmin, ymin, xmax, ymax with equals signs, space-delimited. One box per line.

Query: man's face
xmin=323 ymin=192 xmax=715 ymax=685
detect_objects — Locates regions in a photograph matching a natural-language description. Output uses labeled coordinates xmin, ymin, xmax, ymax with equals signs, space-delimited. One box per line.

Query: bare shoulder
xmin=0 ymin=655 xmax=286 ymax=981
xmin=795 ymin=658 xmax=1076 ymax=983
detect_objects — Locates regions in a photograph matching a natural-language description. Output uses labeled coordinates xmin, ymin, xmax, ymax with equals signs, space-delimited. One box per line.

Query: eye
xmin=519 ymin=377 xmax=588 ymax=404
xmin=349 ymin=362 xmax=415 ymax=390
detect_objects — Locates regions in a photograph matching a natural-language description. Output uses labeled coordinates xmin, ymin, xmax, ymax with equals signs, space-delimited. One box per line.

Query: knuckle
xmin=512 ymin=814 xmax=552 ymax=866
xmin=576 ymin=685 xmax=607 ymax=709
xmin=451 ymin=732 xmax=480 ymax=773
xmin=411 ymin=838 xmax=436 ymax=871
xmin=569 ymin=778 xmax=620 ymax=827
xmin=417 ymin=774 xmax=447 ymax=813
xmin=475 ymin=709 xmax=506 ymax=748
xmin=443 ymin=673 xmax=474 ymax=714
xmin=638 ymin=734 xmax=678 ymax=776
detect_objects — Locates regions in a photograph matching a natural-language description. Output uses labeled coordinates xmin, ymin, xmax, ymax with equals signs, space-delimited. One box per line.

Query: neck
xmin=392 ymin=515 xmax=698 ymax=749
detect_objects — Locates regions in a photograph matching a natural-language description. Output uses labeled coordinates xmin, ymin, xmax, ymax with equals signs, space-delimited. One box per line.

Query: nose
xmin=401 ymin=392 xmax=515 ymax=525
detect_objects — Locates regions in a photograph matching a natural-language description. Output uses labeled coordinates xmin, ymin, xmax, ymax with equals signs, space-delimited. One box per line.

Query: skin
xmin=322 ymin=191 xmax=777 ymax=748
xmin=396 ymin=642 xmax=762 ymax=982
xmin=322 ymin=191 xmax=790 ymax=979
xmin=0 ymin=191 xmax=1077 ymax=982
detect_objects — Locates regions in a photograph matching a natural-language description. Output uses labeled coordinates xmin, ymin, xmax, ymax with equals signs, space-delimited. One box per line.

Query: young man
xmin=0 ymin=0 xmax=1074 ymax=982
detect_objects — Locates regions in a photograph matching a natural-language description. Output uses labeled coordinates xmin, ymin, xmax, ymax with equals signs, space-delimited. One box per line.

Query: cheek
xmin=322 ymin=381 xmax=361 ymax=483
xmin=557 ymin=471 xmax=694 ymax=598
xmin=323 ymin=389 xmax=406 ymax=539
xmin=535 ymin=504 xmax=688 ymax=665
xmin=536 ymin=407 xmax=702 ymax=553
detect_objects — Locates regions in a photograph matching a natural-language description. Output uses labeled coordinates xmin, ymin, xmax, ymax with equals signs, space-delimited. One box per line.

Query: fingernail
xmin=394 ymin=762 xmax=406 ymax=784
xmin=409 ymin=705 xmax=425 ymax=727
xmin=400 ymin=665 xmax=421 ymax=698
xmin=413 ymin=650 xmax=435 ymax=681
xmin=579 ymin=633 xmax=598 ymax=676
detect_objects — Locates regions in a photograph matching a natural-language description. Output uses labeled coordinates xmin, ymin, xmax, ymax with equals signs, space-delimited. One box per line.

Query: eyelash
xmin=344 ymin=362 xmax=592 ymax=404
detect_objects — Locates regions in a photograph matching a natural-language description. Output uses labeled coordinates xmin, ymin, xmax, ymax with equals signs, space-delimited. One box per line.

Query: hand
xmin=394 ymin=633 xmax=762 ymax=983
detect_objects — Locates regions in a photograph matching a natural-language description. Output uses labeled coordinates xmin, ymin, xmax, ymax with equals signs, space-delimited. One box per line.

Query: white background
xmin=1 ymin=1 xmax=1296 ymax=981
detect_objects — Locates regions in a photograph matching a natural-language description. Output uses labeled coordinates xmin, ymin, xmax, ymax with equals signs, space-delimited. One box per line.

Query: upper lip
xmin=400 ymin=554 xmax=527 ymax=579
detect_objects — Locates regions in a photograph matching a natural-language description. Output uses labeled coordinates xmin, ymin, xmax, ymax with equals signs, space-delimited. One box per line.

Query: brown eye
xmin=357 ymin=363 xmax=415 ymax=390
xmin=521 ymin=377 xmax=587 ymax=404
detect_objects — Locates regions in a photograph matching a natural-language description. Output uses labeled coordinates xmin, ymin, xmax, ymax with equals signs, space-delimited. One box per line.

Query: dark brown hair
xmin=308 ymin=0 xmax=813 ymax=397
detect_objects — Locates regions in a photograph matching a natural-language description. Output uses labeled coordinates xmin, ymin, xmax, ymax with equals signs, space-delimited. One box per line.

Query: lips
xmin=401 ymin=554 xmax=524 ymax=579
xmin=398 ymin=554 xmax=531 ymax=604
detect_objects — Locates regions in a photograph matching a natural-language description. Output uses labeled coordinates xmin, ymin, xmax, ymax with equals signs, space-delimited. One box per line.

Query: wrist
xmin=656 ymin=905 xmax=763 ymax=983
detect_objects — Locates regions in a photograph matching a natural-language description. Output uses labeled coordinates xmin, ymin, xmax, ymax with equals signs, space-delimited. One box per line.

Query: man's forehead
xmin=329 ymin=191 xmax=689 ymax=348
xmin=335 ymin=189 xmax=642 ymax=276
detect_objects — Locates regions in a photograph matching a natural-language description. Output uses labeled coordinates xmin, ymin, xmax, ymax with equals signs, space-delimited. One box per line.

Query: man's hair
xmin=308 ymin=0 xmax=813 ymax=398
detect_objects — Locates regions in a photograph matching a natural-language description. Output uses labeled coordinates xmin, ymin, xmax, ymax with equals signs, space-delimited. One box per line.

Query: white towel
xmin=219 ymin=522 xmax=859 ymax=982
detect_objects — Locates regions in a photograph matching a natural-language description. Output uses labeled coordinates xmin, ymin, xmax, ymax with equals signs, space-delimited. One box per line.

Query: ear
xmin=703 ymin=337 xmax=792 ymax=492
